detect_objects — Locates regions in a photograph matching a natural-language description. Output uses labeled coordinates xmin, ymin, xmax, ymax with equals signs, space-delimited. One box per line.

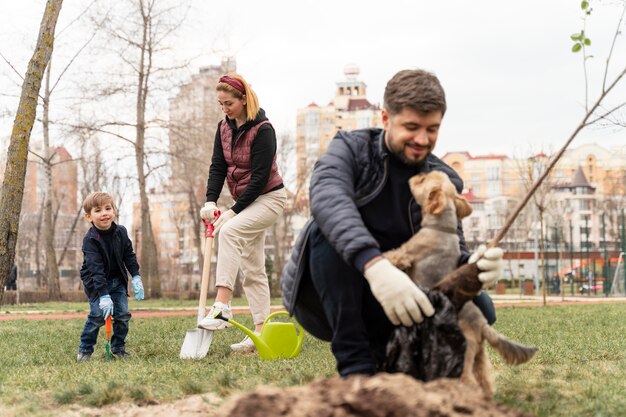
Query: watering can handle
xmin=263 ymin=311 xmax=303 ymax=333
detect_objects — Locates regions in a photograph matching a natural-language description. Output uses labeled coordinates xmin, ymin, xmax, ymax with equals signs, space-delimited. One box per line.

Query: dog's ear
xmin=409 ymin=174 xmax=427 ymax=188
xmin=454 ymin=195 xmax=473 ymax=219
xmin=426 ymin=187 xmax=445 ymax=215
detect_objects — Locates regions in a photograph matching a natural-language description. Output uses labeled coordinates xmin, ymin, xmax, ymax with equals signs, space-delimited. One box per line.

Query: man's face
xmin=85 ymin=203 xmax=115 ymax=230
xmin=382 ymin=107 xmax=443 ymax=166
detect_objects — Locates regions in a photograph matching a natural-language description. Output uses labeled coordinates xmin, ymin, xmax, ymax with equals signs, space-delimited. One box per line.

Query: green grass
xmin=0 ymin=303 xmax=625 ymax=416
xmin=1 ymin=297 xmax=285 ymax=313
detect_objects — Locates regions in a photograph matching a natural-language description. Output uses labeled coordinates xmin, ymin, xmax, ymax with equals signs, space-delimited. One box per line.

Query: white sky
xmin=1 ymin=0 xmax=625 ymax=160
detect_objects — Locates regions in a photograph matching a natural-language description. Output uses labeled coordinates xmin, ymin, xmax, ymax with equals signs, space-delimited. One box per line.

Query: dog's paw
xmin=384 ymin=251 xmax=413 ymax=270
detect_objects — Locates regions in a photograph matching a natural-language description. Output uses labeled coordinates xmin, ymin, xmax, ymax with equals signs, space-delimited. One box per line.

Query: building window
xmin=486 ymin=167 xmax=500 ymax=180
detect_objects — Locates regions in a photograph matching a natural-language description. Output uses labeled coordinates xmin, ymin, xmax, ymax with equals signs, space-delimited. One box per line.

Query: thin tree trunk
xmin=43 ymin=60 xmax=61 ymax=301
xmin=135 ymin=0 xmax=160 ymax=297
xmin=539 ymin=210 xmax=546 ymax=306
xmin=0 ymin=0 xmax=63 ymax=304
xmin=57 ymin=206 xmax=82 ymax=267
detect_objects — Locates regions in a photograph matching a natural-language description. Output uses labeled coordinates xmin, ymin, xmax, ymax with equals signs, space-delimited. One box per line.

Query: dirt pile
xmin=56 ymin=373 xmax=533 ymax=417
xmin=219 ymin=373 xmax=533 ymax=417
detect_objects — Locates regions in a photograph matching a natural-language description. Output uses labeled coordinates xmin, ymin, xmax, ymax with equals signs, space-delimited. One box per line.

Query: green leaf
xmin=570 ymin=33 xmax=581 ymax=41
xmin=572 ymin=43 xmax=583 ymax=53
xmin=581 ymin=0 xmax=589 ymax=10
xmin=584 ymin=38 xmax=591 ymax=46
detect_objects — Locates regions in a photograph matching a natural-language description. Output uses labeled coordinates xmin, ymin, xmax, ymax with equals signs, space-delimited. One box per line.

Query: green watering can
xmin=217 ymin=311 xmax=304 ymax=360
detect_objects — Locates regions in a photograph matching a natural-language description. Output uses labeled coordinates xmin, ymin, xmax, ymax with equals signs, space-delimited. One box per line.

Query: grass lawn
xmin=0 ymin=297 xmax=285 ymax=313
xmin=0 ymin=302 xmax=625 ymax=416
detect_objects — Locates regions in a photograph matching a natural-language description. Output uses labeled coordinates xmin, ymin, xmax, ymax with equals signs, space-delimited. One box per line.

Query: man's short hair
xmin=383 ymin=69 xmax=447 ymax=116
xmin=82 ymin=192 xmax=116 ymax=214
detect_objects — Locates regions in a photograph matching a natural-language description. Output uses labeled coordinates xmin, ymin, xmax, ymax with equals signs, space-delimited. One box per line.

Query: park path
xmin=0 ymin=305 xmax=286 ymax=321
xmin=1 ymin=296 xmax=624 ymax=321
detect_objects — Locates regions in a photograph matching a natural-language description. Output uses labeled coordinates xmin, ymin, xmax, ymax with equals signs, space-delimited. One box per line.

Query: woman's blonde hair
xmin=216 ymin=73 xmax=260 ymax=122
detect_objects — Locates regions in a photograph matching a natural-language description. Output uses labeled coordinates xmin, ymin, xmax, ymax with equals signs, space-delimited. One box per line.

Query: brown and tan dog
xmin=384 ymin=171 xmax=537 ymax=397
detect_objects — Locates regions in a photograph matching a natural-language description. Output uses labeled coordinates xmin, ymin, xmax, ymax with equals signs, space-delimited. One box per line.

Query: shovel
xmin=105 ymin=315 xmax=112 ymax=361
xmin=180 ymin=214 xmax=220 ymax=359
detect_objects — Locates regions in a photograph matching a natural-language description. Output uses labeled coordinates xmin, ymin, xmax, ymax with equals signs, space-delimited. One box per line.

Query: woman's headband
xmin=219 ymin=76 xmax=246 ymax=95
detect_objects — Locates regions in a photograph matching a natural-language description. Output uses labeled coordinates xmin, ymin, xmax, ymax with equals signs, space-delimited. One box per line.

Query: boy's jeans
xmin=78 ymin=278 xmax=132 ymax=354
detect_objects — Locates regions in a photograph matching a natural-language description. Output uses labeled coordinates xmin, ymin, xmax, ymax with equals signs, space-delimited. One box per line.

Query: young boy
xmin=77 ymin=192 xmax=144 ymax=362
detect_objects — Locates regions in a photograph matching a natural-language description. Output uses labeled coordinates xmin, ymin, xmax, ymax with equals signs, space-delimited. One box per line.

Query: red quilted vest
xmin=220 ymin=119 xmax=283 ymax=200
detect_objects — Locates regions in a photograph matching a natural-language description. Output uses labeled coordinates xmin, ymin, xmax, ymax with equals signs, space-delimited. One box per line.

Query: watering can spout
xmin=216 ymin=312 xmax=273 ymax=357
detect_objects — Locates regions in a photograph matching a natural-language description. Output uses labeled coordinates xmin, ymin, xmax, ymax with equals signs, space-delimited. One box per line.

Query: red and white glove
xmin=364 ymin=258 xmax=435 ymax=326
xmin=469 ymin=244 xmax=504 ymax=288
xmin=213 ymin=209 xmax=236 ymax=234
xmin=200 ymin=202 xmax=218 ymax=222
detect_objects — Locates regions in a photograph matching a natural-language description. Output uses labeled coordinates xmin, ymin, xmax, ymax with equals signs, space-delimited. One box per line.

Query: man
xmin=281 ymin=69 xmax=503 ymax=377
xmin=5 ymin=264 xmax=17 ymax=291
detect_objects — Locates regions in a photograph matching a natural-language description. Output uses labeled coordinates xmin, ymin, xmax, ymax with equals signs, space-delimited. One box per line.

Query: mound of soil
xmin=57 ymin=373 xmax=533 ymax=417
xmin=219 ymin=373 xmax=533 ymax=417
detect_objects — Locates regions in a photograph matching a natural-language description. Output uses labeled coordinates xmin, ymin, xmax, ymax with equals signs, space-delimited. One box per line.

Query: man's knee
xmin=472 ymin=291 xmax=496 ymax=325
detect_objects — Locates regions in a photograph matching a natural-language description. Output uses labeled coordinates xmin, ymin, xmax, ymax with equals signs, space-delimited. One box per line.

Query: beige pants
xmin=216 ymin=188 xmax=286 ymax=325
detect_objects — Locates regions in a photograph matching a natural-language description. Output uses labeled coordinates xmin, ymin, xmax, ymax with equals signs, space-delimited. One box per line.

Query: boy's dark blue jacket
xmin=80 ymin=222 xmax=140 ymax=300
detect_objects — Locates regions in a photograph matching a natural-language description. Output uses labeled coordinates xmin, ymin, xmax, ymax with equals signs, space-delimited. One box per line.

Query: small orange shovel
xmin=105 ymin=315 xmax=112 ymax=361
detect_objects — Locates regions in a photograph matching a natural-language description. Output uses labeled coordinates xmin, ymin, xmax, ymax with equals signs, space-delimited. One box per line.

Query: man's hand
xmin=213 ymin=209 xmax=236 ymax=234
xmin=131 ymin=275 xmax=144 ymax=301
xmin=99 ymin=295 xmax=114 ymax=319
xmin=468 ymin=244 xmax=504 ymax=288
xmin=363 ymin=258 xmax=435 ymax=326
xmin=200 ymin=202 xmax=218 ymax=222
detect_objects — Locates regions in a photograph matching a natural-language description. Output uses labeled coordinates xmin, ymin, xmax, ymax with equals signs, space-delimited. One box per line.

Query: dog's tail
xmin=482 ymin=326 xmax=538 ymax=365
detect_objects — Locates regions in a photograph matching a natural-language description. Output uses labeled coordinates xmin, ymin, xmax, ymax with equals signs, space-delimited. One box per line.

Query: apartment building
xmin=295 ymin=64 xmax=381 ymax=198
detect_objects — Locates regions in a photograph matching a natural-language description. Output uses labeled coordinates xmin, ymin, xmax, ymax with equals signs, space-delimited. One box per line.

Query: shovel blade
xmin=180 ymin=328 xmax=213 ymax=359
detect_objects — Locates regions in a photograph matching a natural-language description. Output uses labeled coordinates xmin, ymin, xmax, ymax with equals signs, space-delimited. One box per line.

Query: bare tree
xmin=267 ymin=130 xmax=313 ymax=295
xmin=81 ymin=0 xmax=191 ymax=298
xmin=0 ymin=0 xmax=63 ymax=304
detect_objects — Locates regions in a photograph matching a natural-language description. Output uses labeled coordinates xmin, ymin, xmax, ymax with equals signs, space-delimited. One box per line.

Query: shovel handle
xmin=198 ymin=212 xmax=220 ymax=323
xmin=105 ymin=315 xmax=112 ymax=341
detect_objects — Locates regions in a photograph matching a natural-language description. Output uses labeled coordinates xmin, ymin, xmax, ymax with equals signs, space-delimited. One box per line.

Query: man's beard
xmin=389 ymin=143 xmax=430 ymax=167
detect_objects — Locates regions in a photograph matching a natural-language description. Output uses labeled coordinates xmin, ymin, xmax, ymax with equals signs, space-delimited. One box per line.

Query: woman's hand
xmin=200 ymin=202 xmax=219 ymax=222
xmin=213 ymin=209 xmax=236 ymax=234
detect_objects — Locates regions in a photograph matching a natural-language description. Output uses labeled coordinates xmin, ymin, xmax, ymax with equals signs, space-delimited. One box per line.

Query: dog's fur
xmin=384 ymin=171 xmax=537 ymax=397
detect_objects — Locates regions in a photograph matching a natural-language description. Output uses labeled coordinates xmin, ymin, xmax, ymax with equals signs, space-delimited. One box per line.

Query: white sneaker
xmin=197 ymin=302 xmax=233 ymax=330
xmin=230 ymin=335 xmax=257 ymax=352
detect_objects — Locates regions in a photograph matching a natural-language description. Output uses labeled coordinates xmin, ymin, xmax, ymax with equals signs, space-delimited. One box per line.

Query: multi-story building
xmin=295 ymin=64 xmax=381 ymax=199
xmin=443 ymin=143 xmax=625 ymax=287
xmin=132 ymin=59 xmax=237 ymax=292
xmin=7 ymin=145 xmax=86 ymax=290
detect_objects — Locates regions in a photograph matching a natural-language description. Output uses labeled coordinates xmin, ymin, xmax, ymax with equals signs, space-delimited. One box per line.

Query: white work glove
xmin=468 ymin=244 xmax=504 ymax=288
xmin=213 ymin=209 xmax=236 ymax=234
xmin=99 ymin=295 xmax=114 ymax=319
xmin=363 ymin=258 xmax=435 ymax=326
xmin=200 ymin=202 xmax=218 ymax=222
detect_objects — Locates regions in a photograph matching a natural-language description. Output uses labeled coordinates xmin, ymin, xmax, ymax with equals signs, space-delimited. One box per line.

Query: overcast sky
xmin=1 ymin=0 xmax=624 ymax=159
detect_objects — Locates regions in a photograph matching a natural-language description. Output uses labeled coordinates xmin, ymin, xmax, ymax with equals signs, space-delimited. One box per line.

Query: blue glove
xmin=99 ymin=295 xmax=114 ymax=319
xmin=131 ymin=275 xmax=144 ymax=301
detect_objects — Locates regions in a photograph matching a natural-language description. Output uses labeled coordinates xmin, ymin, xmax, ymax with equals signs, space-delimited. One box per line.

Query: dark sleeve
xmin=457 ymin=222 xmax=471 ymax=265
xmin=231 ymin=124 xmax=277 ymax=213
xmin=310 ymin=135 xmax=380 ymax=267
xmin=205 ymin=122 xmax=227 ymax=203
xmin=120 ymin=226 xmax=140 ymax=277
xmin=82 ymin=238 xmax=109 ymax=297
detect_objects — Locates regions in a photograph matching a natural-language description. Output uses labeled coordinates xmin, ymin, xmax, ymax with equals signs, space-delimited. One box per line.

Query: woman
xmin=197 ymin=74 xmax=286 ymax=353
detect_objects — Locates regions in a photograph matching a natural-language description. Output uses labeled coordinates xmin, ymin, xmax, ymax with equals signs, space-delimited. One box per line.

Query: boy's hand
xmin=131 ymin=275 xmax=145 ymax=301
xmin=99 ymin=295 xmax=114 ymax=319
